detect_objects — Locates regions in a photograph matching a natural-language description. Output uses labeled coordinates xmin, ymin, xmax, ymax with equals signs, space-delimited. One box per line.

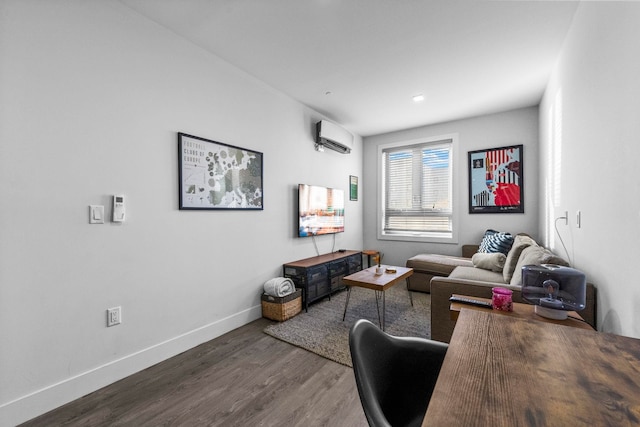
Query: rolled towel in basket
xmin=263 ymin=277 xmax=296 ymax=297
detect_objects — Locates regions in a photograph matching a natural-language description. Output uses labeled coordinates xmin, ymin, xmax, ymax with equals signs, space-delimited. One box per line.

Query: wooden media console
xmin=283 ymin=250 xmax=362 ymax=311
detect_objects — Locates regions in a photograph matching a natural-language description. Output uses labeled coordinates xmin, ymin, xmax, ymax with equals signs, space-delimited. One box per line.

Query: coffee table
xmin=342 ymin=265 xmax=413 ymax=330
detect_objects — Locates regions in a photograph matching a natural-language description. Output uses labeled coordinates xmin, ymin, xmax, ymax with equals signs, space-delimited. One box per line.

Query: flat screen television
xmin=298 ymin=184 xmax=345 ymax=237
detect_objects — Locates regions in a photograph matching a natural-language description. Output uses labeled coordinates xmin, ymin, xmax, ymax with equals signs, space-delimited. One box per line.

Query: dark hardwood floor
xmin=20 ymin=318 xmax=367 ymax=427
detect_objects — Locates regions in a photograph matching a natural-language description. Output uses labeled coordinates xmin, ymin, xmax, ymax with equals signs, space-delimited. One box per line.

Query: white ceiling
xmin=120 ymin=0 xmax=579 ymax=137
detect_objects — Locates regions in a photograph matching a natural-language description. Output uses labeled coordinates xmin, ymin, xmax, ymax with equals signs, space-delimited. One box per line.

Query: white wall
xmin=0 ymin=1 xmax=362 ymax=424
xmin=539 ymin=2 xmax=640 ymax=338
xmin=363 ymin=107 xmax=539 ymax=267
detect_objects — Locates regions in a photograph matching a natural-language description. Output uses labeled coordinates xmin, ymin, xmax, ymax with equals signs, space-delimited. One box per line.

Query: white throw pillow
xmin=472 ymin=252 xmax=506 ymax=273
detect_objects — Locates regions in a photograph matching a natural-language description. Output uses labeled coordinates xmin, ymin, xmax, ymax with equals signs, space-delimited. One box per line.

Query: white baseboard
xmin=1 ymin=305 xmax=263 ymax=427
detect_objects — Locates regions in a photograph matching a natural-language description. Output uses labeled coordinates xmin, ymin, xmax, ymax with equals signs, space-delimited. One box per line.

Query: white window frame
xmin=377 ymin=134 xmax=458 ymax=243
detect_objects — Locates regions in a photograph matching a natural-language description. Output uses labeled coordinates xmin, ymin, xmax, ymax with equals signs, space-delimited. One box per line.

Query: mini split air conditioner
xmin=315 ymin=120 xmax=353 ymax=154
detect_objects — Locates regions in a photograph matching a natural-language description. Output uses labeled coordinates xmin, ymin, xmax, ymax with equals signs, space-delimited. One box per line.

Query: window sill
xmin=378 ymin=231 xmax=458 ymax=244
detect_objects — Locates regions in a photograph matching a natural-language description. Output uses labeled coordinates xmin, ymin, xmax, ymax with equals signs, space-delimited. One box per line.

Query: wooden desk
xmin=423 ymin=309 xmax=640 ymax=426
xmin=342 ymin=266 xmax=413 ymax=330
xmin=449 ymin=294 xmax=594 ymax=331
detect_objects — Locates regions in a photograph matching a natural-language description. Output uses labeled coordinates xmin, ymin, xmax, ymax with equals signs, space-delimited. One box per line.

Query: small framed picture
xmin=178 ymin=132 xmax=263 ymax=210
xmin=350 ymin=175 xmax=358 ymax=201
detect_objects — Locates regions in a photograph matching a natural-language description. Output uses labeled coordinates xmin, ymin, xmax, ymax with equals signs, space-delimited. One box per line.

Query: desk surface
xmin=423 ymin=309 xmax=640 ymax=427
xmin=449 ymin=294 xmax=593 ymax=331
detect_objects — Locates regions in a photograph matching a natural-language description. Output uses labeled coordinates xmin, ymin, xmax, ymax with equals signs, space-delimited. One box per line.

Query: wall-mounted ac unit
xmin=315 ymin=120 xmax=353 ymax=154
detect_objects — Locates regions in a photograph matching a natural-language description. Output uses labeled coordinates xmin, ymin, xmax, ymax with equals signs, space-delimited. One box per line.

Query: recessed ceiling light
xmin=413 ymin=94 xmax=425 ymax=103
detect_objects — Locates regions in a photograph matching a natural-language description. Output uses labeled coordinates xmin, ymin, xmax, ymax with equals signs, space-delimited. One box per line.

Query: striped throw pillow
xmin=478 ymin=229 xmax=514 ymax=256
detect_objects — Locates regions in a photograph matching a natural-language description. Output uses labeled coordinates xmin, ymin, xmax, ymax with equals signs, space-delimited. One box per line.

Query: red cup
xmin=492 ymin=287 xmax=513 ymax=312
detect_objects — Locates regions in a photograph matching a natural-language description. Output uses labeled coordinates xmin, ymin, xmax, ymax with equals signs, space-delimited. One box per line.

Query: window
xmin=378 ymin=136 xmax=456 ymax=242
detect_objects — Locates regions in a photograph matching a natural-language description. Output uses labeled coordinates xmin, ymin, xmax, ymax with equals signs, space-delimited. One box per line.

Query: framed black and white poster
xmin=178 ymin=132 xmax=263 ymax=210
xmin=468 ymin=144 xmax=523 ymax=214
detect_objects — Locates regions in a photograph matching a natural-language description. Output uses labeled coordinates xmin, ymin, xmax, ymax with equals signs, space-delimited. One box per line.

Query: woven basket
xmin=261 ymin=289 xmax=302 ymax=321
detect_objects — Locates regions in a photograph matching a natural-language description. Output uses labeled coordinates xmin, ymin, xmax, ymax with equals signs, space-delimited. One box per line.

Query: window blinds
xmin=383 ymin=140 xmax=452 ymax=235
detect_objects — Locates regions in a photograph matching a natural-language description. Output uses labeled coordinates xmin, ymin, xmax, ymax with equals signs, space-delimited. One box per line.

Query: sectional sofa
xmin=406 ymin=233 xmax=597 ymax=343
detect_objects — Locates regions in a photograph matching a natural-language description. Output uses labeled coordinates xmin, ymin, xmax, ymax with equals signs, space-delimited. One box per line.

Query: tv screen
xmin=298 ymin=184 xmax=345 ymax=237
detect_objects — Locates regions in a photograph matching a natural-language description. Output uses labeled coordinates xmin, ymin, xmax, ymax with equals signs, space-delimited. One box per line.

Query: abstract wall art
xmin=468 ymin=144 xmax=523 ymax=214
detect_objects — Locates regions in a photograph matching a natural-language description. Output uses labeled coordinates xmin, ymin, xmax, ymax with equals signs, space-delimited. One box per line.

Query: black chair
xmin=349 ymin=319 xmax=448 ymax=427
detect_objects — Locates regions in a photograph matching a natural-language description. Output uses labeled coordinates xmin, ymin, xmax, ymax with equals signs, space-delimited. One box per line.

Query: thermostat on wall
xmin=112 ymin=195 xmax=125 ymax=222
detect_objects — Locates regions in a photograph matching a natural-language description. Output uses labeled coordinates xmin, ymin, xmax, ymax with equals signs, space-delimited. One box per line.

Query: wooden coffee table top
xmin=343 ymin=266 xmax=413 ymax=291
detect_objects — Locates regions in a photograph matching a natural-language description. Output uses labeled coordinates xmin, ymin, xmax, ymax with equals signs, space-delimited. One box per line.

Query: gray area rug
xmin=264 ymin=283 xmax=431 ymax=367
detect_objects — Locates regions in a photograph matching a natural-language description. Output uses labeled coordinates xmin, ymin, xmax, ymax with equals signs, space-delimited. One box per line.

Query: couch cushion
xmin=406 ymin=254 xmax=473 ymax=276
xmin=503 ymin=234 xmax=538 ymax=283
xmin=478 ymin=229 xmax=514 ymax=255
xmin=471 ymin=252 xmax=506 ymax=272
xmin=510 ymin=245 xmax=570 ymax=286
xmin=449 ymin=266 xmax=506 ymax=283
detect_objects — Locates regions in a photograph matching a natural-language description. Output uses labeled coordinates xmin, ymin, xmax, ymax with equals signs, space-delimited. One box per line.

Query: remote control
xmin=449 ymin=296 xmax=492 ymax=308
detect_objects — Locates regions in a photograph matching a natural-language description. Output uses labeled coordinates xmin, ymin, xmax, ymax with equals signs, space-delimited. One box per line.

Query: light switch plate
xmin=576 ymin=210 xmax=581 ymax=228
xmin=89 ymin=205 xmax=104 ymax=224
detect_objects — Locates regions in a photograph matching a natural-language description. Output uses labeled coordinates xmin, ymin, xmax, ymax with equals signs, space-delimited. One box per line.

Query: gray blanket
xmin=263 ymin=277 xmax=296 ymax=297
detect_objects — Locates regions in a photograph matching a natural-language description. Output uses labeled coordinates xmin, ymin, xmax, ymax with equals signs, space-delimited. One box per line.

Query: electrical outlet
xmin=107 ymin=306 xmax=121 ymax=327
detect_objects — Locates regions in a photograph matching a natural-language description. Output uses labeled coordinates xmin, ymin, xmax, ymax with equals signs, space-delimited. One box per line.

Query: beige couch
xmin=406 ymin=245 xmax=478 ymax=293
xmin=406 ymin=236 xmax=597 ymax=343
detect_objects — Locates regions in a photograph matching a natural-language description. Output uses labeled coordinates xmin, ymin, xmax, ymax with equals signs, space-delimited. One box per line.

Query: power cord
xmin=566 ymin=314 xmax=588 ymax=323
xmin=554 ymin=215 xmax=572 ymax=266
xmin=311 ymin=235 xmax=320 ymax=257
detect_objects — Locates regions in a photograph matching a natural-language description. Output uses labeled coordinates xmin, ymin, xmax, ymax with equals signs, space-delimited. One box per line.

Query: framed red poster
xmin=468 ymin=144 xmax=523 ymax=214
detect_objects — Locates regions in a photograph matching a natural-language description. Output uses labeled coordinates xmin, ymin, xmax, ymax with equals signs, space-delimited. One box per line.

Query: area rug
xmin=264 ymin=284 xmax=431 ymax=367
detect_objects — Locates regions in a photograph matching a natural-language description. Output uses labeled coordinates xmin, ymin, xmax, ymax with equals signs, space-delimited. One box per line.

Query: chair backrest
xmin=349 ymin=319 xmax=448 ymax=427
